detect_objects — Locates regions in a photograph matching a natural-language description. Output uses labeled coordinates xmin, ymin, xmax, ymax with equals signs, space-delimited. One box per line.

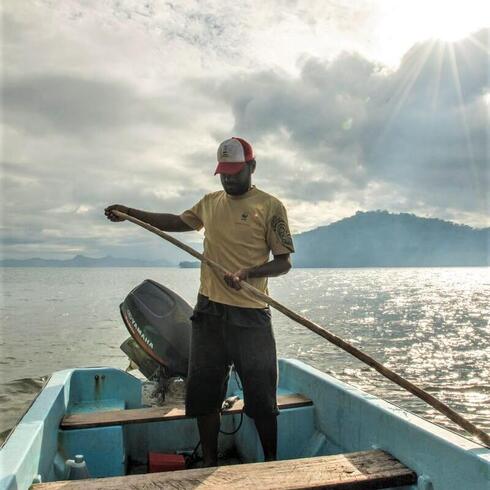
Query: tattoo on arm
xmin=271 ymin=215 xmax=294 ymax=251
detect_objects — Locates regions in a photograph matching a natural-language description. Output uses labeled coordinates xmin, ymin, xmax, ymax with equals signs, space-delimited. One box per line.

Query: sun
xmin=372 ymin=0 xmax=488 ymax=67
xmin=402 ymin=0 xmax=489 ymax=43
xmin=427 ymin=5 xmax=487 ymax=42
xmin=383 ymin=0 xmax=488 ymax=43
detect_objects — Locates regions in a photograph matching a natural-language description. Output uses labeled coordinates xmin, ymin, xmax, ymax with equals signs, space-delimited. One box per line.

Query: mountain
xmin=292 ymin=211 xmax=489 ymax=267
xmin=0 ymin=255 xmax=172 ymax=268
xmin=2 ymin=212 xmax=488 ymax=268
xmin=179 ymin=261 xmax=200 ymax=268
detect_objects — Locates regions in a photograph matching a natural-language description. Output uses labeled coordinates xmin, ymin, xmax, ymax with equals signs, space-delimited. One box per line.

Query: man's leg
xmin=253 ymin=414 xmax=277 ymax=461
xmin=185 ymin=305 xmax=230 ymax=468
xmin=197 ymin=412 xmax=221 ymax=467
xmin=227 ymin=314 xmax=279 ymax=462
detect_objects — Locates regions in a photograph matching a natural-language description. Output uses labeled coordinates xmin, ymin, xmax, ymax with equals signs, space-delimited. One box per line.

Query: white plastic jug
xmin=65 ymin=454 xmax=90 ymax=480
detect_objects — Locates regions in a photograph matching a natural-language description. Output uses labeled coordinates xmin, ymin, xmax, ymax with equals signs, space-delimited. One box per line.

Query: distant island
xmin=2 ymin=211 xmax=488 ymax=268
xmin=293 ymin=211 xmax=489 ymax=267
xmin=0 ymin=255 xmax=172 ymax=268
xmin=179 ymin=261 xmax=200 ymax=268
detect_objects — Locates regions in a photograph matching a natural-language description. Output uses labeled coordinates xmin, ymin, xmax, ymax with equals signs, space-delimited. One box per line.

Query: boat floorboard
xmin=61 ymin=393 xmax=312 ymax=430
xmin=33 ymin=449 xmax=417 ymax=489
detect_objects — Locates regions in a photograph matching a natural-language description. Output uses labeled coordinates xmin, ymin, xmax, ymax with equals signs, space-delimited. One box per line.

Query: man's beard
xmin=223 ymin=182 xmax=249 ymax=195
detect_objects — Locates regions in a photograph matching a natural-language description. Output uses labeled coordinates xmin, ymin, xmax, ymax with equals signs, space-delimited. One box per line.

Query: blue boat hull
xmin=1 ymin=359 xmax=489 ymax=489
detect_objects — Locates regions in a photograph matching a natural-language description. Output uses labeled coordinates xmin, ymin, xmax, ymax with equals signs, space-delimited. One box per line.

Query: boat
xmin=1 ymin=280 xmax=489 ymax=489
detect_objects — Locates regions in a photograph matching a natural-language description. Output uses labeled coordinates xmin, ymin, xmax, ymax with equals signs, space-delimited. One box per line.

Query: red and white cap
xmin=214 ymin=137 xmax=254 ymax=175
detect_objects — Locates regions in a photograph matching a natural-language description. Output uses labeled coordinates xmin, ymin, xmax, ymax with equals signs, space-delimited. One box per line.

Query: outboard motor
xmin=119 ymin=280 xmax=192 ymax=383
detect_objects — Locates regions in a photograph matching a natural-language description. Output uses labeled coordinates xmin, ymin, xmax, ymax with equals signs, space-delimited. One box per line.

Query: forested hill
xmin=292 ymin=211 xmax=489 ymax=267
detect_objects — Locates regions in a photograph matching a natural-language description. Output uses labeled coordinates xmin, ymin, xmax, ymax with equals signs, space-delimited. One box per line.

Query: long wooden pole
xmin=113 ymin=210 xmax=490 ymax=447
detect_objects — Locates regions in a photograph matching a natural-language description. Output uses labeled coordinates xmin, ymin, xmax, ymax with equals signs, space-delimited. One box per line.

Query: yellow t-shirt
xmin=180 ymin=186 xmax=294 ymax=308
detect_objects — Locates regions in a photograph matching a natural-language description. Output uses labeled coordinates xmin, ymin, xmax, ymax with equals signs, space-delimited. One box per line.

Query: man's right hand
xmin=105 ymin=204 xmax=130 ymax=222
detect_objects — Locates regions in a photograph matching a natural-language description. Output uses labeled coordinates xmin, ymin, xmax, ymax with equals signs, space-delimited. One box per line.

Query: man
xmin=105 ymin=137 xmax=294 ymax=466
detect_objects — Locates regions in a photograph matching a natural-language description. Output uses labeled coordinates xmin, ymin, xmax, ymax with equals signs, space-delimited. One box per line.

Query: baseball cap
xmin=214 ymin=137 xmax=254 ymax=175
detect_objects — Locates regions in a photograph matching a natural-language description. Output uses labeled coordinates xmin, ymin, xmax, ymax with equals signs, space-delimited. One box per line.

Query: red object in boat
xmin=148 ymin=452 xmax=186 ymax=472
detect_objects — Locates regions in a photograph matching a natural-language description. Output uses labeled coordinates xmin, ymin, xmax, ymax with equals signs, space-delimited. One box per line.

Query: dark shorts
xmin=185 ymin=295 xmax=278 ymax=419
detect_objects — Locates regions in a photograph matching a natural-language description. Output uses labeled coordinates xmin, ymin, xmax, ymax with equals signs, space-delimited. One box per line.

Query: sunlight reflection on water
xmin=269 ymin=267 xmax=489 ymax=439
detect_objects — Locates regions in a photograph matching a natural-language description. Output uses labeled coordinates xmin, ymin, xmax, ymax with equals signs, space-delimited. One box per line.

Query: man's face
xmin=220 ymin=162 xmax=255 ymax=196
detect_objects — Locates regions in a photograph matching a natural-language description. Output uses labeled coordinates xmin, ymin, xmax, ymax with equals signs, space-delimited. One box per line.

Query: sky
xmin=1 ymin=0 xmax=489 ymax=261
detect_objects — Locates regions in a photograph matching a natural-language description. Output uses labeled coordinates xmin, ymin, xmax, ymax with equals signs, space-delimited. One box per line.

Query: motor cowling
xmin=120 ymin=279 xmax=192 ymax=379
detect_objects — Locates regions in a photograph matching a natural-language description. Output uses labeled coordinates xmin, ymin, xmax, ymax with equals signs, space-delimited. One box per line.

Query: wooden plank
xmin=33 ymin=449 xmax=417 ymax=489
xmin=61 ymin=393 xmax=312 ymax=430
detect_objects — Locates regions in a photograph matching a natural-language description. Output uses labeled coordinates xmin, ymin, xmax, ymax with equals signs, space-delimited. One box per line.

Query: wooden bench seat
xmin=33 ymin=449 xmax=417 ymax=489
xmin=61 ymin=393 xmax=312 ymax=430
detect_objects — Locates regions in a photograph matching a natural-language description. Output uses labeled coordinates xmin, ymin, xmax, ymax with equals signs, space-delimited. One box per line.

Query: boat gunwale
xmin=282 ymin=358 xmax=488 ymax=452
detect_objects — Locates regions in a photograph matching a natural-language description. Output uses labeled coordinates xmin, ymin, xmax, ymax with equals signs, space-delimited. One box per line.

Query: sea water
xmin=0 ymin=267 xmax=488 ymax=444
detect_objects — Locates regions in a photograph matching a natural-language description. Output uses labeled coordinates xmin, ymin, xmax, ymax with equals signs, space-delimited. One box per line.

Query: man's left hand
xmin=224 ymin=269 xmax=249 ymax=290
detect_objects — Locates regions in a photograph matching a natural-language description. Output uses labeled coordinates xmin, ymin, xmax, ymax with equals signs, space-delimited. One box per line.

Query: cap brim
xmin=214 ymin=162 xmax=246 ymax=175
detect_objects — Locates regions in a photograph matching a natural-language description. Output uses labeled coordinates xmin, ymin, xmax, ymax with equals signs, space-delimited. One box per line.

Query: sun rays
xmin=369 ymin=29 xmax=487 ymax=217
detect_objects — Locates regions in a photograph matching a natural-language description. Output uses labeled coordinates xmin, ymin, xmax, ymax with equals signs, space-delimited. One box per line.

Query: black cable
xmin=219 ymin=411 xmax=244 ymax=435
xmin=189 ymin=439 xmax=202 ymax=463
xmin=188 ymin=369 xmax=244 ymax=464
xmin=189 ymin=395 xmax=244 ymax=464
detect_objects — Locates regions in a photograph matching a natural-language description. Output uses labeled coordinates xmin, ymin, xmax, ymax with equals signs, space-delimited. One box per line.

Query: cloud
xmin=1 ymin=2 xmax=488 ymax=261
xmin=197 ymin=29 xmax=489 ymax=223
xmin=2 ymin=75 xmax=186 ymax=136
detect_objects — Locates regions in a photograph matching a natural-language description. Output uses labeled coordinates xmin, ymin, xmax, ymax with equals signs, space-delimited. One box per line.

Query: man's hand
xmin=223 ymin=256 xmax=291 ymax=291
xmin=105 ymin=204 xmax=129 ymax=222
xmin=224 ymin=269 xmax=249 ymax=290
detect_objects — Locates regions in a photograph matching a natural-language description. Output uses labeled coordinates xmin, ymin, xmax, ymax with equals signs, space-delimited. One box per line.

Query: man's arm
xmin=224 ymin=254 xmax=291 ymax=290
xmin=104 ymin=204 xmax=193 ymax=232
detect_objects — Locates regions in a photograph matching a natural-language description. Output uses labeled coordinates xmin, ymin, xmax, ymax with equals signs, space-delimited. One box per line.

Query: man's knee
xmin=185 ymin=367 xmax=230 ymax=417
